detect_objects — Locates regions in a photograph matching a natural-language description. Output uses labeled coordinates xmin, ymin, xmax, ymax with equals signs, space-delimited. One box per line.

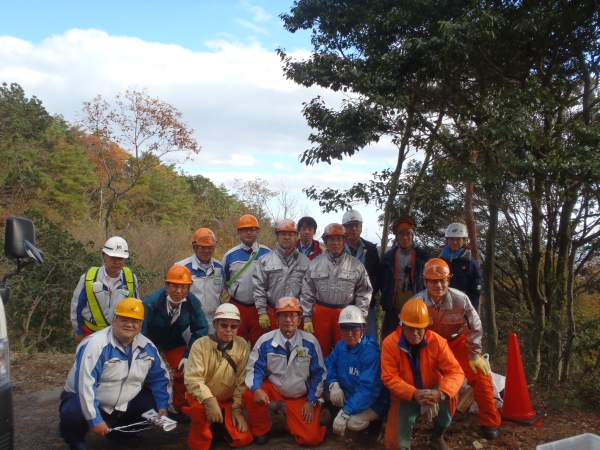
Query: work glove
xmin=203 ymin=397 xmax=223 ymax=424
xmin=178 ymin=358 xmax=188 ymax=374
xmin=220 ymin=290 xmax=231 ymax=303
xmin=232 ymin=408 xmax=248 ymax=433
xmin=469 ymin=356 xmax=491 ymax=376
xmin=304 ymin=321 xmax=314 ymax=334
xmin=329 ymin=382 xmax=345 ymax=407
xmin=420 ymin=402 xmax=440 ymax=422
xmin=259 ymin=313 xmax=271 ymax=330
xmin=333 ymin=409 xmax=350 ymax=437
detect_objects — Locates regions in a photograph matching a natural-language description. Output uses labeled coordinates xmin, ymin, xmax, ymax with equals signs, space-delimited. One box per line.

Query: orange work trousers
xmin=164 ymin=346 xmax=187 ymax=413
xmin=311 ymin=303 xmax=344 ymax=358
xmin=231 ymin=299 xmax=266 ymax=347
xmin=242 ymin=381 xmax=326 ymax=446
xmin=182 ymin=393 xmax=253 ymax=450
xmin=448 ymin=334 xmax=501 ymax=427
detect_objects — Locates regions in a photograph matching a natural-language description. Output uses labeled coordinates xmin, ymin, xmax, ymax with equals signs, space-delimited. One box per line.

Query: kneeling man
xmin=182 ymin=303 xmax=253 ymax=450
xmin=244 ymin=297 xmax=327 ymax=446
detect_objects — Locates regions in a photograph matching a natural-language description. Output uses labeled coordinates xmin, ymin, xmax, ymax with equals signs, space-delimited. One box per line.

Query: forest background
xmin=1 ymin=0 xmax=600 ymax=414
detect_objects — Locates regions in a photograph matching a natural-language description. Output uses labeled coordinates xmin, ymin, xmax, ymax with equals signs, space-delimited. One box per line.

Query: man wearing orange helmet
xmin=176 ymin=228 xmax=224 ymax=334
xmin=142 ymin=265 xmax=209 ymax=414
xmin=244 ymin=297 xmax=327 ymax=446
xmin=222 ymin=214 xmax=271 ymax=345
xmin=381 ymin=299 xmax=464 ymax=450
xmin=412 ymin=258 xmax=501 ymax=440
xmin=379 ymin=216 xmax=430 ymax=339
xmin=300 ymin=223 xmax=372 ymax=357
xmin=253 ymin=219 xmax=310 ymax=331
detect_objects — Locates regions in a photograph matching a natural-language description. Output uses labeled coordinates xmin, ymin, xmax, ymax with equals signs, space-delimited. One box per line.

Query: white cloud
xmin=234 ymin=18 xmax=268 ymax=35
xmin=238 ymin=1 xmax=273 ymax=22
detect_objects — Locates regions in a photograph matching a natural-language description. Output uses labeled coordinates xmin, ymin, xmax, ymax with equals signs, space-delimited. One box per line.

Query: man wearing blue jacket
xmin=142 ymin=265 xmax=209 ymax=414
xmin=59 ymin=298 xmax=170 ymax=449
xmin=439 ymin=222 xmax=483 ymax=311
xmin=325 ymin=305 xmax=390 ymax=436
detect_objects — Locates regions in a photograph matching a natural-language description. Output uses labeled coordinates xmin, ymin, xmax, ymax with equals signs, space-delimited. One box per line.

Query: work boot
xmin=254 ymin=433 xmax=270 ymax=445
xmin=482 ymin=426 xmax=500 ymax=439
xmin=429 ymin=422 xmax=451 ymax=450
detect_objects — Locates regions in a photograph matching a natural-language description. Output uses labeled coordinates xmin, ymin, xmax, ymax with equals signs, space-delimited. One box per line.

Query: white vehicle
xmin=0 ymin=217 xmax=44 ymax=450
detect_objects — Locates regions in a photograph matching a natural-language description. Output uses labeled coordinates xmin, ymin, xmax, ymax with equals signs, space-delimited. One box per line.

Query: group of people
xmin=60 ymin=211 xmax=498 ymax=450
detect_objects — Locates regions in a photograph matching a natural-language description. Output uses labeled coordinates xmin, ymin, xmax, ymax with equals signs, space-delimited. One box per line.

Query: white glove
xmin=329 ymin=382 xmax=345 ymax=407
xmin=178 ymin=358 xmax=188 ymax=374
xmin=420 ymin=402 xmax=440 ymax=422
xmin=333 ymin=409 xmax=350 ymax=436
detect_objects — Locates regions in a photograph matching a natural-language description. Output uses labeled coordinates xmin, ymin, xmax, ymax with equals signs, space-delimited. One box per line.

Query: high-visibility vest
xmin=83 ymin=266 xmax=135 ymax=332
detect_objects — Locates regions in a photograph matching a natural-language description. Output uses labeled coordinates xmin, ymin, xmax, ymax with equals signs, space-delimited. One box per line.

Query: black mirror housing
xmin=5 ymin=217 xmax=37 ymax=259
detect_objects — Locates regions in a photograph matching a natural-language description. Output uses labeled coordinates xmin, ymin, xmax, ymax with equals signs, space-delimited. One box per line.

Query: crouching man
xmin=381 ymin=299 xmax=464 ymax=450
xmin=243 ymin=297 xmax=327 ymax=446
xmin=325 ymin=305 xmax=390 ymax=437
xmin=59 ymin=298 xmax=170 ymax=449
xmin=182 ymin=304 xmax=253 ymax=450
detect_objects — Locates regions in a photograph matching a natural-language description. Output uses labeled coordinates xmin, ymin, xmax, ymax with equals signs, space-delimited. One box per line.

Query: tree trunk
xmin=483 ymin=202 xmax=498 ymax=360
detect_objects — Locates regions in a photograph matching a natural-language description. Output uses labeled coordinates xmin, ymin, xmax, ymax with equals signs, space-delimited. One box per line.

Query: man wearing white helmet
xmin=71 ymin=236 xmax=139 ymax=343
xmin=439 ymin=222 xmax=483 ymax=311
xmin=182 ymin=303 xmax=253 ymax=450
xmin=342 ymin=210 xmax=380 ymax=337
xmin=253 ymin=219 xmax=310 ymax=331
xmin=325 ymin=305 xmax=389 ymax=437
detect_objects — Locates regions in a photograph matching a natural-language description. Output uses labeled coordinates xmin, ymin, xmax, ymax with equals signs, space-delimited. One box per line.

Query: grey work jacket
xmin=253 ymin=245 xmax=310 ymax=315
xmin=300 ymin=251 xmax=372 ymax=321
xmin=411 ymin=287 xmax=483 ymax=360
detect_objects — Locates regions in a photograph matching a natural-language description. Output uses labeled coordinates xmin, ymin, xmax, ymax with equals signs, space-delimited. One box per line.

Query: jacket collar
xmin=276 ymin=244 xmax=298 ymax=261
xmin=153 ymin=288 xmax=192 ymax=317
xmin=397 ymin=327 xmax=429 ymax=353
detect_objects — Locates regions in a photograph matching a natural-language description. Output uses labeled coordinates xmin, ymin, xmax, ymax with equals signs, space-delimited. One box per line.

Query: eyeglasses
xmin=167 ymin=283 xmax=190 ymax=291
xmin=116 ymin=317 xmax=142 ymax=326
xmin=218 ymin=322 xmax=239 ymax=330
xmin=240 ymin=228 xmax=258 ymax=233
xmin=277 ymin=312 xmax=299 ymax=319
xmin=428 ymin=279 xmax=449 ymax=285
xmin=340 ymin=327 xmax=363 ymax=333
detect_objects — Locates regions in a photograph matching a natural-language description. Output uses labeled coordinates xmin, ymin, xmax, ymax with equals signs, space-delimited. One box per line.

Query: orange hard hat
xmin=275 ymin=296 xmax=302 ymax=314
xmin=423 ymin=258 xmax=451 ymax=280
xmin=114 ymin=298 xmax=144 ymax=321
xmin=165 ymin=265 xmax=193 ymax=285
xmin=192 ymin=228 xmax=217 ymax=247
xmin=321 ymin=223 xmax=347 ymax=239
xmin=391 ymin=216 xmax=417 ymax=234
xmin=275 ymin=219 xmax=298 ymax=234
xmin=238 ymin=214 xmax=260 ymax=231
xmin=399 ymin=299 xmax=429 ymax=328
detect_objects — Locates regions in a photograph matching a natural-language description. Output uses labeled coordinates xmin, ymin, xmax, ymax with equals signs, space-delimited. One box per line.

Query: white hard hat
xmin=445 ymin=223 xmax=468 ymax=238
xmin=102 ymin=236 xmax=129 ymax=258
xmin=342 ymin=210 xmax=363 ymax=225
xmin=213 ymin=303 xmax=241 ymax=324
xmin=338 ymin=305 xmax=366 ymax=325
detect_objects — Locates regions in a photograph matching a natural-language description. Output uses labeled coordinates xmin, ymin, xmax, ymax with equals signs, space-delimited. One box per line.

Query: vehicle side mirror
xmin=5 ymin=217 xmax=43 ymax=263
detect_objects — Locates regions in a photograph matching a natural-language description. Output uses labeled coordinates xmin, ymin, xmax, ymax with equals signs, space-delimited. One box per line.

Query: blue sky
xmin=0 ymin=0 xmax=401 ymax=242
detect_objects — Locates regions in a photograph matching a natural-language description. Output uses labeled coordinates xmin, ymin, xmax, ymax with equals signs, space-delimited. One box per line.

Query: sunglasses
xmin=218 ymin=322 xmax=239 ymax=330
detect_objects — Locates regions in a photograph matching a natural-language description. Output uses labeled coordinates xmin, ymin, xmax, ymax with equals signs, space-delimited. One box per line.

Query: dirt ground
xmin=10 ymin=352 xmax=600 ymax=449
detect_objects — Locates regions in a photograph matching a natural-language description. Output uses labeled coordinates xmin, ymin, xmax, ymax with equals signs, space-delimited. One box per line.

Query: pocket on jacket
xmin=441 ymin=314 xmax=463 ymax=324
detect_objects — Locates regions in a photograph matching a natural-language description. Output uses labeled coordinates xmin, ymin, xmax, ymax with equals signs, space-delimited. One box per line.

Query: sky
xmin=0 ymin=0 xmax=402 ymax=242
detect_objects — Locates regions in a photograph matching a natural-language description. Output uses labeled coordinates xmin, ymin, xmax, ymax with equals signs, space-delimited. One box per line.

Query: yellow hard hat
xmin=114 ymin=298 xmax=144 ymax=321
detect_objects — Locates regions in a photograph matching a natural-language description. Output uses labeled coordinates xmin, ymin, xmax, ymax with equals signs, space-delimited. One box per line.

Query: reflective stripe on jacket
xmin=65 ymin=326 xmax=170 ymax=427
xmin=246 ymin=329 xmax=326 ymax=403
xmin=253 ymin=245 xmax=310 ymax=314
xmin=300 ymin=251 xmax=372 ymax=321
xmin=411 ymin=287 xmax=483 ymax=360
xmin=381 ymin=327 xmax=464 ymax=402
xmin=222 ymin=242 xmax=271 ymax=304
xmin=185 ymin=335 xmax=250 ymax=410
xmin=175 ymin=256 xmax=224 ymax=332
xmin=325 ymin=333 xmax=390 ymax=417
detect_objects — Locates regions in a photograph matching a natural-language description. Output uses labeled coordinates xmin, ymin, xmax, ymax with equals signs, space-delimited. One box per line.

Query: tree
xmin=79 ymin=87 xmax=200 ymax=238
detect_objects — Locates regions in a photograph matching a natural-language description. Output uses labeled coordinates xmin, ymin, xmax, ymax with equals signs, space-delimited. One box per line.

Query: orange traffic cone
xmin=500 ymin=333 xmax=546 ymax=427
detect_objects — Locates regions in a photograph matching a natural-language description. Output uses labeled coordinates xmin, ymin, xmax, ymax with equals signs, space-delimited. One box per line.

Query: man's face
xmin=340 ymin=325 xmax=365 ymax=348
xmin=277 ymin=311 xmax=300 ymax=336
xmin=425 ymin=278 xmax=450 ymax=301
xmin=215 ymin=318 xmax=239 ymax=344
xmin=166 ymin=282 xmax=189 ymax=302
xmin=239 ymin=227 xmax=258 ymax=246
xmin=403 ymin=324 xmax=426 ymax=345
xmin=396 ymin=229 xmax=414 ymax=252
xmin=194 ymin=245 xmax=216 ymax=264
xmin=447 ymin=237 xmax=466 ymax=252
xmin=104 ymin=254 xmax=126 ymax=277
xmin=325 ymin=236 xmax=345 ymax=256
xmin=299 ymin=224 xmax=316 ymax=246
xmin=277 ymin=231 xmax=297 ymax=251
xmin=344 ymin=222 xmax=362 ymax=242
xmin=112 ymin=315 xmax=142 ymax=344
